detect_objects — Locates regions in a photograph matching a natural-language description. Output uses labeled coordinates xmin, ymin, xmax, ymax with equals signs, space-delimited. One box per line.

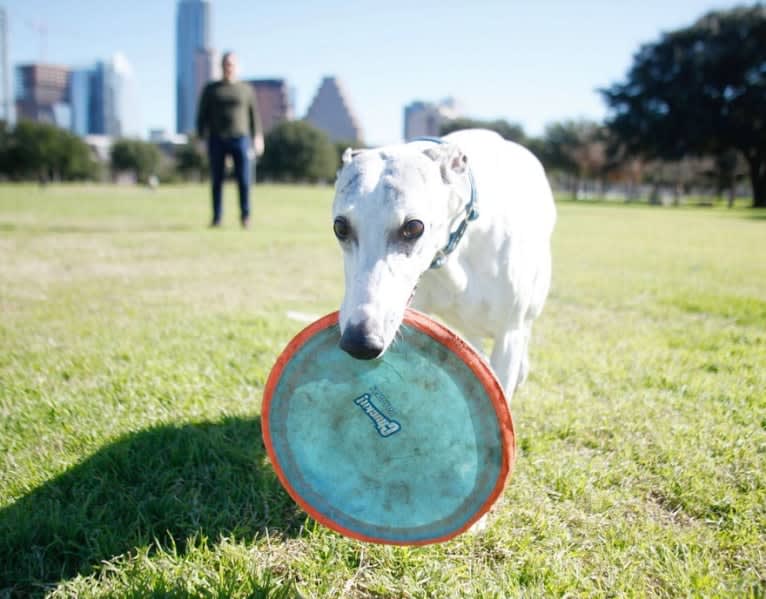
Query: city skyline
xmin=15 ymin=53 xmax=140 ymax=138
xmin=3 ymin=0 xmax=747 ymax=145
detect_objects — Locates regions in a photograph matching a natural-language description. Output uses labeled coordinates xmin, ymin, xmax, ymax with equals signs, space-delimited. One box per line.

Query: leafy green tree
xmin=175 ymin=137 xmax=208 ymax=181
xmin=540 ymin=120 xmax=606 ymax=199
xmin=711 ymin=149 xmax=747 ymax=207
xmin=440 ymin=118 xmax=526 ymax=144
xmin=0 ymin=120 xmax=97 ymax=181
xmin=258 ymin=121 xmax=338 ymax=182
xmin=110 ymin=139 xmax=161 ymax=183
xmin=57 ymin=130 xmax=99 ymax=180
xmin=601 ymin=5 xmax=766 ymax=207
xmin=0 ymin=120 xmax=13 ymax=177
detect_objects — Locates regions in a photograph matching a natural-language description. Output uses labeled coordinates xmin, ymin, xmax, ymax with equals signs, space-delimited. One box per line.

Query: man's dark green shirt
xmin=196 ymin=80 xmax=261 ymax=139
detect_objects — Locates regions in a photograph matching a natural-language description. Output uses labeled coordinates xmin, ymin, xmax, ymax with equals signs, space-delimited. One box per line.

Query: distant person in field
xmin=196 ymin=51 xmax=264 ymax=228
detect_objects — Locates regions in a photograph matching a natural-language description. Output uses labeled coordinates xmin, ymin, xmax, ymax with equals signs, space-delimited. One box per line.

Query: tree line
xmin=0 ymin=5 xmax=762 ymax=206
xmin=0 ymin=118 xmax=351 ymax=186
xmin=0 ymin=114 xmax=750 ymax=207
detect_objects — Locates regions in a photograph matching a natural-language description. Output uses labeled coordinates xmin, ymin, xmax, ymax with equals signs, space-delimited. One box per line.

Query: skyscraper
xmin=0 ymin=7 xmax=10 ymax=123
xmin=246 ymin=79 xmax=293 ymax=134
xmin=69 ymin=68 xmax=91 ymax=136
xmin=15 ymin=64 xmax=71 ymax=127
xmin=109 ymin=52 xmax=141 ymax=137
xmin=176 ymin=0 xmax=211 ymax=134
xmin=305 ymin=76 xmax=363 ymax=144
xmin=403 ymin=98 xmax=461 ymax=141
xmin=193 ymin=47 xmax=219 ymax=114
xmin=69 ymin=54 xmax=140 ymax=138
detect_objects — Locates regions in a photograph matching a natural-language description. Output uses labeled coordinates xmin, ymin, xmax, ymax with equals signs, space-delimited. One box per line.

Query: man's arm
xmin=196 ymin=85 xmax=209 ymax=139
xmin=249 ymin=86 xmax=265 ymax=157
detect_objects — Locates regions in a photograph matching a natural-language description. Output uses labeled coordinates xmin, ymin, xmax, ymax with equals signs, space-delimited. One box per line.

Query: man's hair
xmin=221 ymin=51 xmax=235 ymax=67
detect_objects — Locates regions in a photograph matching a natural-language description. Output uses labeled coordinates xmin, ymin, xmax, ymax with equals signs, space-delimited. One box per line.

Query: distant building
xmin=109 ymin=53 xmax=141 ymax=138
xmin=69 ymin=68 xmax=91 ymax=136
xmin=403 ymin=97 xmax=462 ymax=141
xmin=305 ymin=76 xmax=363 ymax=143
xmin=148 ymin=129 xmax=188 ymax=160
xmin=149 ymin=129 xmax=188 ymax=145
xmin=176 ymin=0 xmax=211 ymax=134
xmin=0 ymin=7 xmax=10 ymax=123
xmin=193 ymin=47 xmax=219 ymax=119
xmin=246 ymin=79 xmax=293 ymax=134
xmin=69 ymin=54 xmax=141 ymax=138
xmin=14 ymin=64 xmax=71 ymax=127
xmin=83 ymin=134 xmax=113 ymax=162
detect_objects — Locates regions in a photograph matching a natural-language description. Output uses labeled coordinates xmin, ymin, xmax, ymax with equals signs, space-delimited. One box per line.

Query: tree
xmin=110 ymin=139 xmax=161 ymax=183
xmin=603 ymin=153 xmax=647 ymax=202
xmin=643 ymin=157 xmax=712 ymax=205
xmin=440 ymin=118 xmax=526 ymax=144
xmin=710 ymin=149 xmax=747 ymax=207
xmin=540 ymin=120 xmax=606 ymax=199
xmin=175 ymin=137 xmax=208 ymax=181
xmin=258 ymin=121 xmax=338 ymax=183
xmin=601 ymin=5 xmax=766 ymax=207
xmin=0 ymin=120 xmax=97 ymax=181
xmin=0 ymin=120 xmax=11 ymax=176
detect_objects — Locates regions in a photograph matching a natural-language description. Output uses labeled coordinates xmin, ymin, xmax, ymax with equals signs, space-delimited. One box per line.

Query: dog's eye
xmin=333 ymin=217 xmax=350 ymax=241
xmin=400 ymin=219 xmax=424 ymax=241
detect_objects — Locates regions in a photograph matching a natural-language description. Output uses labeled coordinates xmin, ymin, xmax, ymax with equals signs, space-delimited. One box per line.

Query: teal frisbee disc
xmin=262 ymin=309 xmax=515 ymax=545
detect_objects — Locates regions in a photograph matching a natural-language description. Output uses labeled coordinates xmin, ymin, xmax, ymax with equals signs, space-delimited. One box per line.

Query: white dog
xmin=332 ymin=129 xmax=556 ymax=399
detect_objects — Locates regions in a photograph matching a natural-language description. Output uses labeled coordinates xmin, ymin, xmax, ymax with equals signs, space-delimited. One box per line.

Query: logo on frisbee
xmin=353 ymin=393 xmax=401 ymax=437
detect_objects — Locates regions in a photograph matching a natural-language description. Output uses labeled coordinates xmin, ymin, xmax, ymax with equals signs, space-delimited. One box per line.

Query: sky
xmin=4 ymin=0 xmax=747 ymax=145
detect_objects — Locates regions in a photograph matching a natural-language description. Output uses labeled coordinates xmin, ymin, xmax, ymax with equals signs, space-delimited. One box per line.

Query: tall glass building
xmin=69 ymin=69 xmax=91 ymax=136
xmin=176 ymin=0 xmax=210 ymax=134
xmin=0 ymin=7 xmax=10 ymax=124
xmin=68 ymin=54 xmax=140 ymax=138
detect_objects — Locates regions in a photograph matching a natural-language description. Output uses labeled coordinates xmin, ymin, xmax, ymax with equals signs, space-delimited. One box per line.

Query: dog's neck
xmin=430 ymin=171 xmax=478 ymax=270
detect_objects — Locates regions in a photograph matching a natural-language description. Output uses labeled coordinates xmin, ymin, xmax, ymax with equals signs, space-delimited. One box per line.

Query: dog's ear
xmin=423 ymin=144 xmax=468 ymax=183
xmin=342 ymin=148 xmax=367 ymax=165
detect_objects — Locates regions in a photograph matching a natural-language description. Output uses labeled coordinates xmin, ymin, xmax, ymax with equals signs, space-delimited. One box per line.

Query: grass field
xmin=1 ymin=183 xmax=765 ymax=598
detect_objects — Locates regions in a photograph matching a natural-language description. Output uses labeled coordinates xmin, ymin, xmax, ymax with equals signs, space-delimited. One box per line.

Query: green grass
xmin=1 ymin=183 xmax=765 ymax=598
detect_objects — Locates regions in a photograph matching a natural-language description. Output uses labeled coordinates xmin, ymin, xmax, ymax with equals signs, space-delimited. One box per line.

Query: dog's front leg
xmin=490 ymin=328 xmax=528 ymax=400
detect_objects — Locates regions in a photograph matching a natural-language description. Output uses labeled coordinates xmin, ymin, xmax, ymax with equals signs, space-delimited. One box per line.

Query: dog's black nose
xmin=339 ymin=324 xmax=384 ymax=360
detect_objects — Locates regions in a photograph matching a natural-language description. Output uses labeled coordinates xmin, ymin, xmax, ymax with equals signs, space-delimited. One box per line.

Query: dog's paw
xmin=467 ymin=513 xmax=489 ymax=535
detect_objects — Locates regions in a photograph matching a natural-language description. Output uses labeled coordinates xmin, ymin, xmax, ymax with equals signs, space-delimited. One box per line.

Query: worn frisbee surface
xmin=262 ymin=309 xmax=515 ymax=545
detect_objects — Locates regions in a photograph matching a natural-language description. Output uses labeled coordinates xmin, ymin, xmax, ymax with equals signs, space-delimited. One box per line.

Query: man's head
xmin=221 ymin=52 xmax=238 ymax=82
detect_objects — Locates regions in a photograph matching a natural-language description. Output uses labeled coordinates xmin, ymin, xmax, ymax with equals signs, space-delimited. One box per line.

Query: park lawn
xmin=0 ymin=183 xmax=764 ymax=598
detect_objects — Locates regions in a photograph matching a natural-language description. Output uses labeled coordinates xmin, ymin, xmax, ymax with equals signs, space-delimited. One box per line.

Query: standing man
xmin=197 ymin=51 xmax=264 ymax=228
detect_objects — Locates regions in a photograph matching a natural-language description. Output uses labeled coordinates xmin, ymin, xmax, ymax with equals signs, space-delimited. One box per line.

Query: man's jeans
xmin=208 ymin=135 xmax=252 ymax=224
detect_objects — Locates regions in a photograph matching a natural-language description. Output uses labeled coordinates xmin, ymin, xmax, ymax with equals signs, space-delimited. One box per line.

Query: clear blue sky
xmin=5 ymin=0 xmax=745 ymax=145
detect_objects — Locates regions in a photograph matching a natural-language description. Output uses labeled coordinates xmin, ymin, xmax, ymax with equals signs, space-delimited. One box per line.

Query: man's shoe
xmin=241 ymin=216 xmax=251 ymax=229
xmin=209 ymin=220 xmax=221 ymax=228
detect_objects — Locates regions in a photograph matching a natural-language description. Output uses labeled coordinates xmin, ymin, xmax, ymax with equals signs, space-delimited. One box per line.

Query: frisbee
xmin=262 ymin=309 xmax=515 ymax=545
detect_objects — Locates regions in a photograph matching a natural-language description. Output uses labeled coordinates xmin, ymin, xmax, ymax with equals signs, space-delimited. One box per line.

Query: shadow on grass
xmin=0 ymin=417 xmax=303 ymax=596
xmin=0 ymin=221 xmax=196 ymax=233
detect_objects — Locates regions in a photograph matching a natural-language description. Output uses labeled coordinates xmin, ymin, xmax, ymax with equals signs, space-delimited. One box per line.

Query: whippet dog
xmin=332 ymin=129 xmax=556 ymax=399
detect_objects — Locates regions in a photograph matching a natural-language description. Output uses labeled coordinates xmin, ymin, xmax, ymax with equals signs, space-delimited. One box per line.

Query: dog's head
xmin=332 ymin=142 xmax=468 ymax=360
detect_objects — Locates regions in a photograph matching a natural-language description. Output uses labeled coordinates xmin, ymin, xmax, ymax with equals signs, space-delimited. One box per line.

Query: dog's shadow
xmin=0 ymin=417 xmax=304 ymax=595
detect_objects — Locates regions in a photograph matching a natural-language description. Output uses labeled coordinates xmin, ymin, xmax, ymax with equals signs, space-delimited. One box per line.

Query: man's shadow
xmin=0 ymin=417 xmax=303 ymax=595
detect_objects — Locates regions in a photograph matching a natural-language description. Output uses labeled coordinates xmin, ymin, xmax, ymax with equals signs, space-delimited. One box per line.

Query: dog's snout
xmin=339 ymin=323 xmax=384 ymax=360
